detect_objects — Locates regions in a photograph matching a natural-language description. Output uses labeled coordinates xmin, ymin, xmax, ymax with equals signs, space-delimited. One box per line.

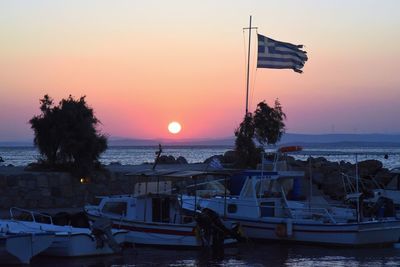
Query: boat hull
xmin=87 ymin=213 xmax=202 ymax=247
xmin=0 ymin=219 xmax=127 ymax=257
xmin=235 ymin=217 xmax=400 ymax=246
xmin=41 ymin=231 xmax=127 ymax=257
xmin=0 ymin=233 xmax=54 ymax=265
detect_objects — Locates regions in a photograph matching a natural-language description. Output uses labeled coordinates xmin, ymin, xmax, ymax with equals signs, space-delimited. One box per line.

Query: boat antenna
xmin=243 ymin=15 xmax=258 ymax=115
xmin=152 ymin=143 xmax=163 ymax=170
xmin=355 ymin=153 xmax=360 ymax=223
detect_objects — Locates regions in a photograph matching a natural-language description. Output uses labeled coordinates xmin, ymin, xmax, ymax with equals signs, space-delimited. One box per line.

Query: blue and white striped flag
xmin=209 ymin=158 xmax=223 ymax=170
xmin=257 ymin=34 xmax=308 ymax=73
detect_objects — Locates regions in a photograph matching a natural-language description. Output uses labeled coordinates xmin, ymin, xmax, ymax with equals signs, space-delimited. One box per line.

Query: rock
xmin=176 ymin=156 xmax=188 ymax=164
xmin=319 ymin=162 xmax=340 ymax=177
xmin=37 ymin=176 xmax=49 ymax=187
xmin=6 ymin=176 xmax=18 ymax=187
xmin=0 ymin=176 xmax=6 ymax=187
xmin=322 ymin=179 xmax=346 ymax=200
xmin=61 ymin=185 xmax=74 ymax=198
xmin=27 ymin=200 xmax=38 ymax=209
xmin=374 ymin=169 xmax=394 ymax=187
xmin=204 ymin=155 xmax=224 ymax=164
xmin=0 ymin=197 xmax=12 ymax=209
xmin=26 ymin=180 xmax=37 ymax=189
xmin=358 ymin=160 xmax=383 ymax=176
xmin=309 ymin=157 xmax=328 ymax=168
xmin=158 ymin=155 xmax=176 ymax=164
xmin=18 ymin=179 xmax=27 ymax=187
xmin=311 ymin=171 xmax=324 ymax=186
xmin=38 ymin=198 xmax=52 ymax=208
xmin=51 ymin=187 xmax=62 ymax=197
xmin=48 ymin=176 xmax=59 ymax=187
xmin=54 ymin=197 xmax=70 ymax=207
xmin=40 ymin=188 xmax=51 ymax=197
xmin=25 ymin=191 xmax=42 ymax=201
xmin=59 ymin=174 xmax=72 ymax=186
xmin=223 ymin=150 xmax=238 ymax=164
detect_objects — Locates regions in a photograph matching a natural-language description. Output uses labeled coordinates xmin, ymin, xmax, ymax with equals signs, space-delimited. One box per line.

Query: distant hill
xmin=0 ymin=140 xmax=33 ymax=147
xmin=108 ymin=133 xmax=400 ymax=147
xmin=107 ymin=137 xmax=234 ymax=147
xmin=280 ymin=133 xmax=400 ymax=144
xmin=1 ymin=133 xmax=400 ymax=147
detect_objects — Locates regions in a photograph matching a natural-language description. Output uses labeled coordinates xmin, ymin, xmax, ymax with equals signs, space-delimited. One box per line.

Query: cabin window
xmin=102 ymin=201 xmax=127 ymax=216
xmin=227 ymin=204 xmax=237 ymax=213
xmin=152 ymin=197 xmax=170 ymax=223
xmin=260 ymin=202 xmax=275 ymax=217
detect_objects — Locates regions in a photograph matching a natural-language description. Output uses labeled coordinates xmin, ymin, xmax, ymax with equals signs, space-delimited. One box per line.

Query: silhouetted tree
xmin=30 ymin=94 xmax=107 ymax=176
xmin=234 ymin=114 xmax=261 ymax=168
xmin=253 ymin=99 xmax=286 ymax=146
xmin=234 ymin=99 xmax=286 ymax=168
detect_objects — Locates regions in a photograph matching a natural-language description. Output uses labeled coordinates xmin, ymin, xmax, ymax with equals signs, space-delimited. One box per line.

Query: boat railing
xmin=286 ymin=207 xmax=337 ymax=223
xmin=341 ymin=172 xmax=382 ymax=196
xmin=10 ymin=207 xmax=54 ymax=225
xmin=181 ymin=196 xmax=338 ymax=223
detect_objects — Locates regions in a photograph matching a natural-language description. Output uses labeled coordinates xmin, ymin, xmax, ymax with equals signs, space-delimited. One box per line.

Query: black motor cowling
xmin=91 ymin=217 xmax=122 ymax=253
xmin=195 ymin=208 xmax=245 ymax=250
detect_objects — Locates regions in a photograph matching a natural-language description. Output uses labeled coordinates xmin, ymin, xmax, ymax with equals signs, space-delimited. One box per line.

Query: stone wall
xmin=0 ymin=168 xmax=134 ymax=209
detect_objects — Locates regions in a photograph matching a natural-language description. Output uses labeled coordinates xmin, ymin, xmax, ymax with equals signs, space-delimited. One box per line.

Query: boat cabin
xmin=89 ymin=169 xmax=233 ymax=225
xmin=95 ymin=193 xmax=185 ymax=224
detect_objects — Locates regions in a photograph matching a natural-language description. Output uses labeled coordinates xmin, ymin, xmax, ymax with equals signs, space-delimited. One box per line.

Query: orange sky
xmin=1 ymin=1 xmax=400 ymax=141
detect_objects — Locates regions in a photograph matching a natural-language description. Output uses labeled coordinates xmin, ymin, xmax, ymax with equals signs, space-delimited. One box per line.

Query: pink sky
xmin=1 ymin=1 xmax=400 ymax=141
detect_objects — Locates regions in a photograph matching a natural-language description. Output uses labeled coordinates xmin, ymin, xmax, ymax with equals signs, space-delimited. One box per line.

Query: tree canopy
xmin=234 ymin=114 xmax=260 ymax=168
xmin=253 ymin=99 xmax=286 ymax=146
xmin=234 ymin=99 xmax=286 ymax=168
xmin=29 ymin=95 xmax=107 ymax=176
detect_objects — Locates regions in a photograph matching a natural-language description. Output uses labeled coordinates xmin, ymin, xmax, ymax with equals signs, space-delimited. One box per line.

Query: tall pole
xmin=243 ymin=16 xmax=258 ymax=115
xmin=355 ymin=154 xmax=360 ymax=223
xmin=245 ymin=16 xmax=252 ymax=115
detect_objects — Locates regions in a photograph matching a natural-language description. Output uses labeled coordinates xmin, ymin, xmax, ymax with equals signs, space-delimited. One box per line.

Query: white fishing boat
xmin=84 ymin=169 xmax=242 ymax=248
xmin=0 ymin=232 xmax=54 ymax=265
xmin=343 ymin=163 xmax=400 ymax=216
xmin=0 ymin=207 xmax=128 ymax=257
xmin=181 ymin=166 xmax=400 ymax=246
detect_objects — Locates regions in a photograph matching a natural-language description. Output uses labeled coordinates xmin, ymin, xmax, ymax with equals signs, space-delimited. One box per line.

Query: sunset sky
xmin=1 ymin=1 xmax=399 ymax=141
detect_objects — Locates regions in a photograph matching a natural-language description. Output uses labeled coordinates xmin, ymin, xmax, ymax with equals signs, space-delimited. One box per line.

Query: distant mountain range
xmin=107 ymin=133 xmax=400 ymax=148
xmin=1 ymin=133 xmax=400 ymax=147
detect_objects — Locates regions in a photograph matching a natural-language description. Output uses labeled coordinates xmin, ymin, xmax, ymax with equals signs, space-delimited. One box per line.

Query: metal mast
xmin=243 ymin=16 xmax=258 ymax=115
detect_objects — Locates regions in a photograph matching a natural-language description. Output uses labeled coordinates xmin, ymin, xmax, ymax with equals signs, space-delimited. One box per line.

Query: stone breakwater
xmin=0 ymin=155 xmax=398 ymax=209
xmin=0 ymin=167 xmax=134 ymax=209
xmin=284 ymin=157 xmax=397 ymax=200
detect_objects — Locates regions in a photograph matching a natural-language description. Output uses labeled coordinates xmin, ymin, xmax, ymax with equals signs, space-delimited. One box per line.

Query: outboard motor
xmin=91 ymin=218 xmax=121 ymax=253
xmin=195 ymin=208 xmax=245 ymax=250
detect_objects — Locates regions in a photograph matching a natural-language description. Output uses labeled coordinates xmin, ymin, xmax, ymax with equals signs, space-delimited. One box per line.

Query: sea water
xmin=1 ymin=145 xmax=399 ymax=169
xmin=30 ymin=243 xmax=400 ymax=267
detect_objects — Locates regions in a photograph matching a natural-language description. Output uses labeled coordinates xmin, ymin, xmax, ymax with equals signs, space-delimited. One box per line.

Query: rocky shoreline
xmin=0 ymin=152 xmax=398 ymax=210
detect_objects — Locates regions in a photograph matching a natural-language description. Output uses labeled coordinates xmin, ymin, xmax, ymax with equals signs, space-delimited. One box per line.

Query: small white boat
xmin=343 ymin=166 xmax=400 ymax=216
xmin=0 ymin=232 xmax=54 ymax=265
xmin=0 ymin=207 xmax=129 ymax=257
xmin=84 ymin=170 xmax=242 ymax=248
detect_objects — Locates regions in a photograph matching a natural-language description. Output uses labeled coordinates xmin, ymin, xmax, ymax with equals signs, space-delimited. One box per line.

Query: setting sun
xmin=168 ymin=122 xmax=182 ymax=134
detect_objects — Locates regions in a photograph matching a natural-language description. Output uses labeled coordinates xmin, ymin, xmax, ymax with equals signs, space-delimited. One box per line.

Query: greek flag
xmin=209 ymin=158 xmax=223 ymax=170
xmin=257 ymin=34 xmax=308 ymax=73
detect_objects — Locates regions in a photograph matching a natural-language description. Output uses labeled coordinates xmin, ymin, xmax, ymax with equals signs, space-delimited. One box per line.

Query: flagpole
xmin=245 ymin=15 xmax=252 ymax=115
xmin=243 ymin=16 xmax=258 ymax=115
